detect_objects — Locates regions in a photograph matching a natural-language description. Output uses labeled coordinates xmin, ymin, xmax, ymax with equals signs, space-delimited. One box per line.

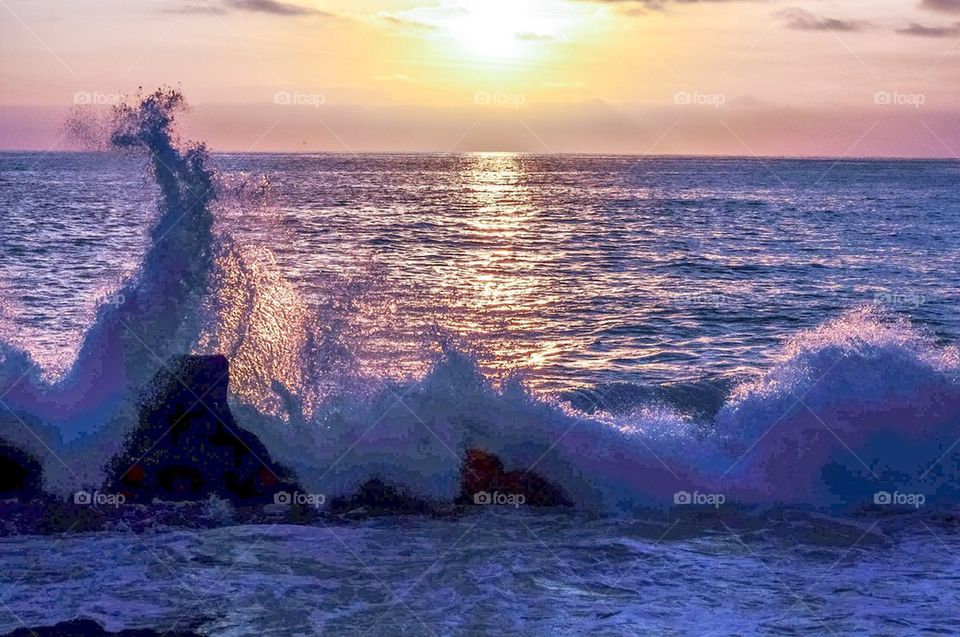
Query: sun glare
xmin=417 ymin=0 xmax=580 ymax=61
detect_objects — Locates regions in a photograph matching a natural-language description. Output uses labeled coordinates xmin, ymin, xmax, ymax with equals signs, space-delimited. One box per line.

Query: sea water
xmin=1 ymin=100 xmax=959 ymax=634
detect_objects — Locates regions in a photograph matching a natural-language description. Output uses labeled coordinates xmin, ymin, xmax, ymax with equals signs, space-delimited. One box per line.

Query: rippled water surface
xmin=2 ymin=153 xmax=960 ymax=636
xmin=2 ymin=513 xmax=960 ymax=636
xmin=2 ymin=153 xmax=958 ymax=389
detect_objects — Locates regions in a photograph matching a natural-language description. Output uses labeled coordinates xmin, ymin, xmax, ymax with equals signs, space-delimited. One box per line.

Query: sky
xmin=0 ymin=0 xmax=958 ymax=156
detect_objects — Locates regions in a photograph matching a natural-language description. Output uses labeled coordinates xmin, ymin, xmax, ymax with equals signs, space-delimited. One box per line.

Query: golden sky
xmin=1 ymin=0 xmax=958 ymax=156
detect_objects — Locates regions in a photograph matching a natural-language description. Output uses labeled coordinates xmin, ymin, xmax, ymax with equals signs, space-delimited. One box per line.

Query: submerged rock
xmin=104 ymin=355 xmax=301 ymax=506
xmin=0 ymin=438 xmax=43 ymax=502
xmin=457 ymin=448 xmax=571 ymax=507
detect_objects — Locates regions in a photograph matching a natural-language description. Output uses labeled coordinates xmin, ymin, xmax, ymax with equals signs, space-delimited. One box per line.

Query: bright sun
xmin=413 ymin=0 xmax=577 ymax=61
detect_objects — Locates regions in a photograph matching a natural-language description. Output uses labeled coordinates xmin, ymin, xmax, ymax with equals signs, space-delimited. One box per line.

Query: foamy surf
xmin=0 ymin=90 xmax=958 ymax=516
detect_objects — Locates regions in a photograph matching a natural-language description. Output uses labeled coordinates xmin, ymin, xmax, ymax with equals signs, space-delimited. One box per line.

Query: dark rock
xmin=104 ymin=355 xmax=302 ymax=506
xmin=0 ymin=438 xmax=44 ymax=501
xmin=457 ymin=448 xmax=571 ymax=507
xmin=34 ymin=501 xmax=107 ymax=535
xmin=3 ymin=618 xmax=202 ymax=637
xmin=329 ymin=478 xmax=433 ymax=517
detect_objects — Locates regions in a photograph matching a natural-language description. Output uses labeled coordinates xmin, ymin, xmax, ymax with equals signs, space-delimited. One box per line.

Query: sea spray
xmin=716 ymin=307 xmax=960 ymax=509
xmin=0 ymin=89 xmax=219 ymax=493
xmin=237 ymin=308 xmax=960 ymax=513
xmin=2 ymin=91 xmax=960 ymax=513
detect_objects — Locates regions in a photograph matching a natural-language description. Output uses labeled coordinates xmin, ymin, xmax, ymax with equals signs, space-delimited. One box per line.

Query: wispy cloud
xmin=778 ymin=8 xmax=865 ymax=32
xmin=375 ymin=12 xmax=438 ymax=31
xmin=580 ymin=0 xmax=763 ymax=4
xmin=920 ymin=0 xmax=960 ymax=14
xmin=897 ymin=21 xmax=960 ymax=36
xmin=171 ymin=0 xmax=333 ymax=17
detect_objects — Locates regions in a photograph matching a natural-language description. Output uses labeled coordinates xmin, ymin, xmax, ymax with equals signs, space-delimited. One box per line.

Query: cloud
xmin=167 ymin=2 xmax=228 ymax=14
xmin=580 ymin=0 xmax=759 ymax=4
xmin=376 ymin=13 xmax=438 ymax=31
xmin=920 ymin=0 xmax=960 ymax=14
xmin=897 ymin=21 xmax=960 ymax=36
xmin=171 ymin=0 xmax=332 ymax=17
xmin=778 ymin=8 xmax=864 ymax=32
xmin=572 ymin=0 xmax=764 ymax=15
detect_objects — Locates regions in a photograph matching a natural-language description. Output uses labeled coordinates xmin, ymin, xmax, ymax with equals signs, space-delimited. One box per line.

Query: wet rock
xmin=3 ymin=618 xmax=202 ymax=636
xmin=105 ymin=355 xmax=302 ymax=506
xmin=329 ymin=478 xmax=433 ymax=517
xmin=34 ymin=500 xmax=108 ymax=534
xmin=457 ymin=448 xmax=571 ymax=507
xmin=0 ymin=438 xmax=44 ymax=502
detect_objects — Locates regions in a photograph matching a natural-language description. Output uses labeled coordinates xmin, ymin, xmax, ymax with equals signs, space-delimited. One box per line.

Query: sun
xmin=416 ymin=0 xmax=576 ymax=61
xmin=447 ymin=1 xmax=552 ymax=59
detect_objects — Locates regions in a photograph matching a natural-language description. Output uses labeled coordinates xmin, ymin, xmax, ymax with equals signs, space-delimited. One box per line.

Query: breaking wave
xmin=1 ymin=90 xmax=958 ymax=514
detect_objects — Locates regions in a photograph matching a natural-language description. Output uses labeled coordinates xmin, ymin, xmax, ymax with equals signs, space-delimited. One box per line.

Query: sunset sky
xmin=1 ymin=0 xmax=958 ymax=156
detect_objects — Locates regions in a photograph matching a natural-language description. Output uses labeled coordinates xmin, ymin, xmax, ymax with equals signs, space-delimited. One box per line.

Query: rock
xmin=3 ymin=618 xmax=202 ymax=636
xmin=457 ymin=448 xmax=571 ymax=507
xmin=0 ymin=438 xmax=44 ymax=502
xmin=329 ymin=478 xmax=433 ymax=517
xmin=104 ymin=355 xmax=302 ymax=506
xmin=35 ymin=501 xmax=107 ymax=534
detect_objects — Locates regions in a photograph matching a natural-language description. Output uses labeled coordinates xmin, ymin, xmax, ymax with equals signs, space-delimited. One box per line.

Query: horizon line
xmin=1 ymin=149 xmax=958 ymax=162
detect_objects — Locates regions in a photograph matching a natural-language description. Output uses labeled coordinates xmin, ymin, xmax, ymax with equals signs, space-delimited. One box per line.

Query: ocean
xmin=1 ymin=138 xmax=959 ymax=635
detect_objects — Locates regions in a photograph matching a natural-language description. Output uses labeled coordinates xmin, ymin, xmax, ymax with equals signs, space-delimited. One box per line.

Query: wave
xmin=0 ymin=89 xmax=217 ymax=492
xmin=716 ymin=308 xmax=960 ymax=509
xmin=1 ymin=90 xmax=959 ymax=514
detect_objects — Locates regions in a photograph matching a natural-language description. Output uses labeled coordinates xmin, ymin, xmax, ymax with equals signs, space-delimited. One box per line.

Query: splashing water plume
xmin=1 ymin=90 xmax=959 ymax=513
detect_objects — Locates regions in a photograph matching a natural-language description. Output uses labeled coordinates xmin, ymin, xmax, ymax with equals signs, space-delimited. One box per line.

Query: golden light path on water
xmin=200 ymin=152 xmax=634 ymax=419
xmin=6 ymin=149 xmax=900 ymax=415
xmin=1 ymin=151 xmax=682 ymax=411
xmin=184 ymin=153 xmax=576 ymax=419
xmin=409 ymin=153 xmax=595 ymax=387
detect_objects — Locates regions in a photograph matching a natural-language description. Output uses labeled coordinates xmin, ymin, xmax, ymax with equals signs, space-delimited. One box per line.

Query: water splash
xmin=1 ymin=88 xmax=218 ymax=492
xmin=2 ymin=91 xmax=959 ymax=513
